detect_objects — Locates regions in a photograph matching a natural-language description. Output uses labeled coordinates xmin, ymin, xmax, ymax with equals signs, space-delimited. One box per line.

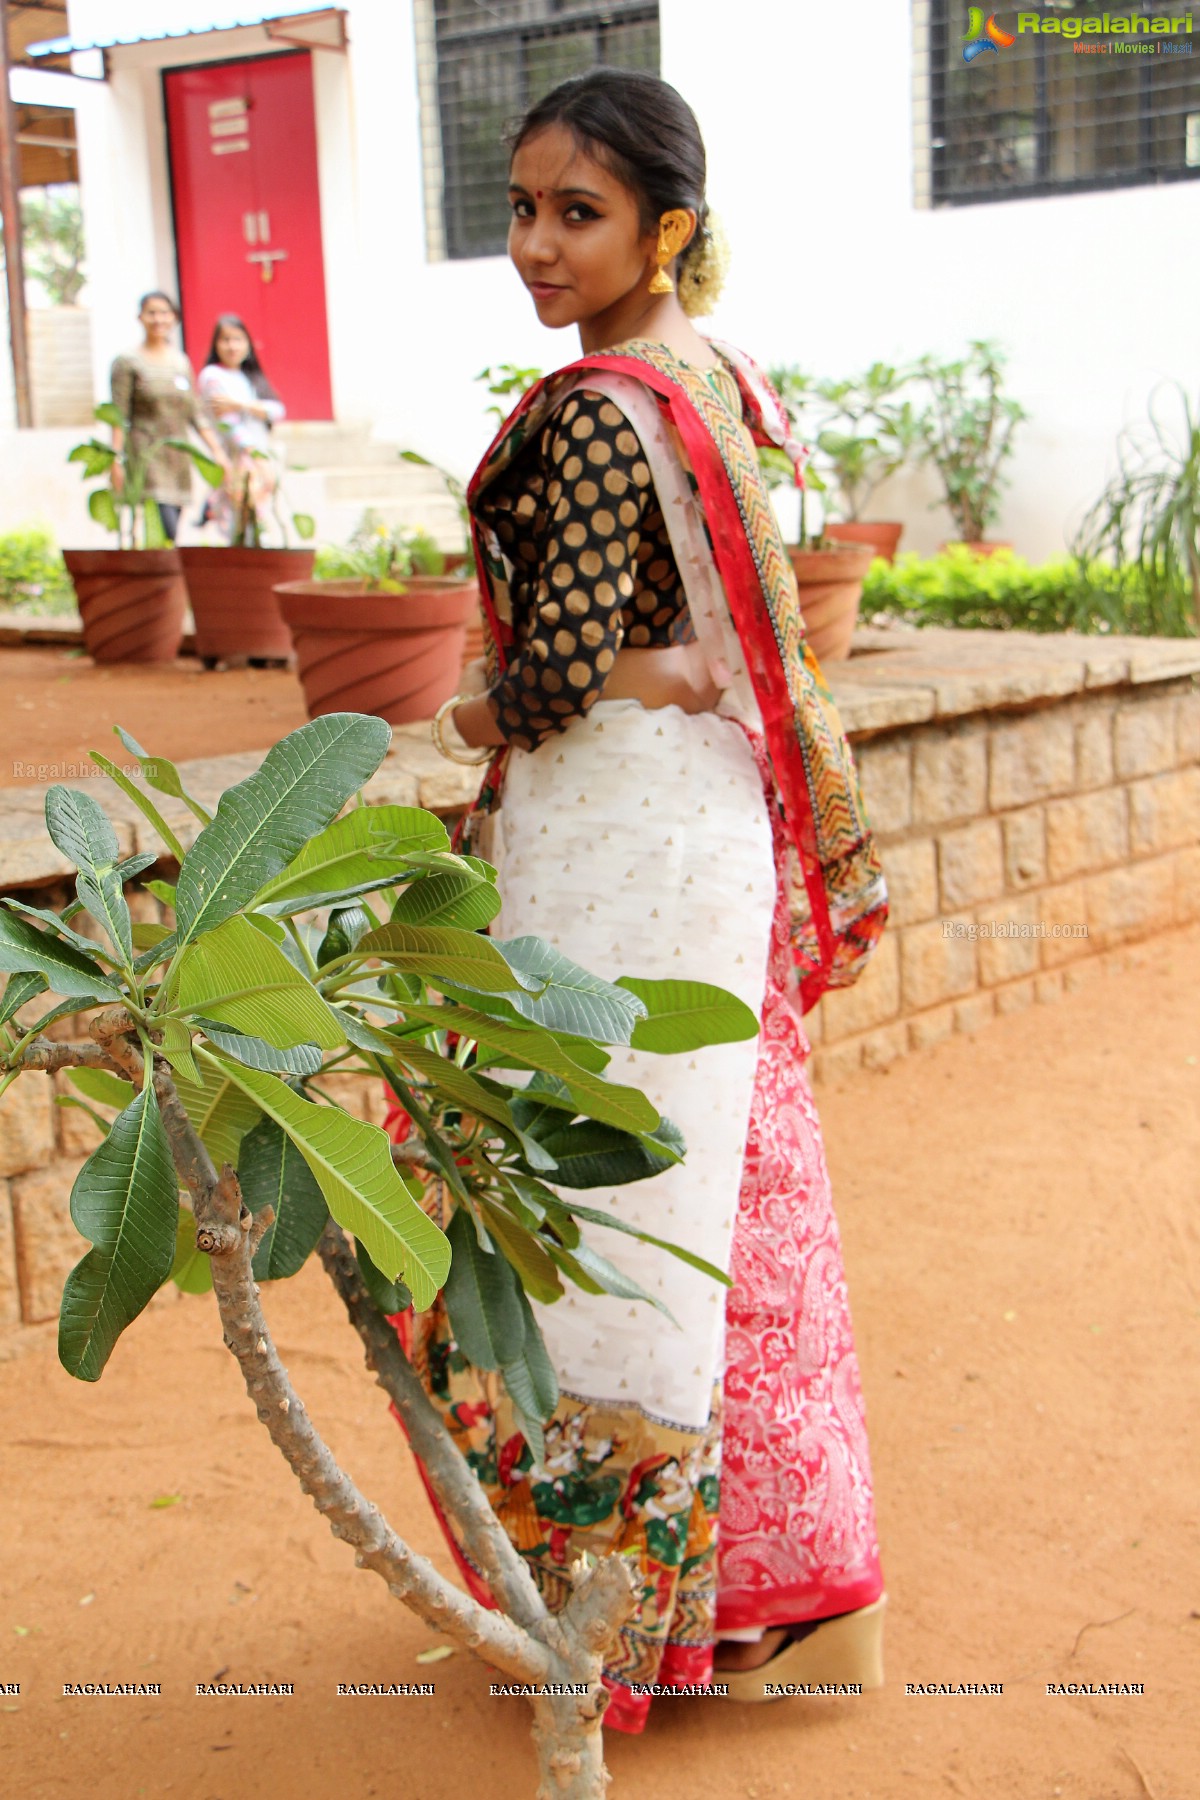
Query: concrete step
xmin=275 ymin=422 xmax=396 ymax=467
xmin=319 ymin=464 xmax=456 ymax=503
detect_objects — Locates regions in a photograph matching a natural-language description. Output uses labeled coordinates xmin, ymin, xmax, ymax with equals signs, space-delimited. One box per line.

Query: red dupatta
xmin=464 ymin=339 xmax=887 ymax=1012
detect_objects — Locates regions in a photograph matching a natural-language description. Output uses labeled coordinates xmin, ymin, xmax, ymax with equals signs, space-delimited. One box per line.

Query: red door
xmin=164 ymin=51 xmax=333 ymax=420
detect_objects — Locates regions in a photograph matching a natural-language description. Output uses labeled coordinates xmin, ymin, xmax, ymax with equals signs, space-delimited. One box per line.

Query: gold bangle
xmin=432 ymin=694 xmax=492 ymax=765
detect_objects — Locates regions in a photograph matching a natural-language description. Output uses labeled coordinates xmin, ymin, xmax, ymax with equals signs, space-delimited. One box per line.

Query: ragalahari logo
xmin=962 ymin=8 xmax=1017 ymax=60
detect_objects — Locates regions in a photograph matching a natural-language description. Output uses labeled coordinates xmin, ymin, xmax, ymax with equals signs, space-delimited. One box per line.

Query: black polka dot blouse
xmin=476 ymin=389 xmax=698 ymax=752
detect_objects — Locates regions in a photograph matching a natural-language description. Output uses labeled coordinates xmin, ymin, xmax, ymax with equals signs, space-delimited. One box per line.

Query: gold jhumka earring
xmin=648 ymin=209 xmax=692 ymax=295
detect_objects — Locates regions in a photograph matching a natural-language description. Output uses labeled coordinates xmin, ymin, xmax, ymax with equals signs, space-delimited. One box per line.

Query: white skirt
xmin=491 ymin=699 xmax=776 ymax=1432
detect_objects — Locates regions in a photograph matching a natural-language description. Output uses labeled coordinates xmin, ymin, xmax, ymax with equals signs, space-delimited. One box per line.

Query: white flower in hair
xmin=678 ymin=210 xmax=730 ymax=318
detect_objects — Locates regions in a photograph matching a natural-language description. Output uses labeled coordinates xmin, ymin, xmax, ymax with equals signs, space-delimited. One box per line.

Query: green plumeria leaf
xmin=519 ymin=1116 xmax=685 ymax=1189
xmin=554 ymin=1239 xmax=673 ymax=1320
xmin=144 ymin=879 xmax=176 ymax=909
xmin=0 ymin=911 xmax=122 ymax=1002
xmin=195 ymin=1019 xmax=323 ymax=1076
xmin=388 ymin=871 xmax=502 ymax=932
xmin=154 ymin=1017 xmax=200 ymax=1084
xmin=617 ymin=977 xmax=760 ymax=1053
xmin=133 ymin=931 xmax=178 ymax=977
xmin=478 ymin=1199 xmax=563 ymax=1305
xmin=88 ymin=751 xmax=185 ymax=861
xmin=176 ymin=916 xmax=345 ymax=1051
xmin=490 ymin=938 xmax=647 ymax=1043
xmin=348 ymin=921 xmax=541 ymax=995
xmin=500 ymin=1289 xmax=559 ymax=1462
xmin=237 ymin=1116 xmax=330 ymax=1281
xmin=173 ymin=716 xmax=391 ymax=946
xmin=132 ymin=921 xmax=172 ymax=953
xmin=442 ymin=1206 xmax=526 ymax=1369
xmin=67 ymin=1068 xmax=135 ymax=1111
xmin=207 ymin=1053 xmax=449 ymax=1309
xmin=400 ymin=1002 xmax=658 ymax=1136
xmin=555 ymin=1198 xmax=730 ymax=1287
xmin=3 ymin=898 xmax=113 ymax=962
xmin=41 ymin=786 xmax=136 ymax=962
xmin=171 ymin=1058 xmax=263 ymax=1170
xmin=114 ymin=727 xmax=213 ymax=825
xmin=59 ymin=1084 xmax=179 ymax=1380
xmin=317 ymin=904 xmax=372 ymax=969
xmin=355 ymin=1238 xmax=411 ymax=1315
xmin=113 ymin=853 xmax=157 ymax=885
xmin=0 ymin=971 xmax=48 ymax=1029
xmin=253 ymin=805 xmax=449 ymax=912
xmin=170 ymin=1207 xmax=213 ymax=1294
xmin=19 ymin=995 xmax=103 ymax=1035
xmin=55 ymin=1095 xmax=114 ymax=1140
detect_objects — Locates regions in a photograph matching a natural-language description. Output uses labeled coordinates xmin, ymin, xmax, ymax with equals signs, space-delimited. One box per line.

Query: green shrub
xmin=861 ymin=548 xmax=1193 ymax=638
xmin=0 ymin=526 xmax=75 ymax=613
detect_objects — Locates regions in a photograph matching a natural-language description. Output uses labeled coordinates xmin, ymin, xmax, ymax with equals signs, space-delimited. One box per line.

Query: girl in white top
xmin=197 ymin=313 xmax=286 ymax=542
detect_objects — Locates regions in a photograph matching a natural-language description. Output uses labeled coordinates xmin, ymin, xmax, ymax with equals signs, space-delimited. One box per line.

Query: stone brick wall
xmin=805 ymin=673 xmax=1200 ymax=1081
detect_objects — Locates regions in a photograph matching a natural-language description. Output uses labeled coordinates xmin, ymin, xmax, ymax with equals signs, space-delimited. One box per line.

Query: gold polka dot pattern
xmin=477 ymin=389 xmax=695 ymax=750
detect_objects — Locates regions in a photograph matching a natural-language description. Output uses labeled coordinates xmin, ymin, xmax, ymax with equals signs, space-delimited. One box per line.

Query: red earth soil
xmin=2 ymin=926 xmax=1198 ymax=1800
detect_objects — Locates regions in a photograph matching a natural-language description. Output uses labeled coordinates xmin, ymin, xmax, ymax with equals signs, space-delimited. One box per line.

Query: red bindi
xmin=536 ymin=189 xmax=543 ymax=198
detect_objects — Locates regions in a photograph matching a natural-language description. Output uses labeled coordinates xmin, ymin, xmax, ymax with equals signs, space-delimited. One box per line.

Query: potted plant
xmin=63 ymin=402 xmax=224 ymax=663
xmin=274 ymin=518 xmax=479 ymax=724
xmin=913 ymin=339 xmax=1028 ymax=555
xmin=1072 ymin=382 xmax=1200 ymax=638
xmin=179 ymin=457 xmax=317 ymax=667
xmin=810 ymin=363 xmax=922 ymax=563
xmin=762 ymin=369 xmax=875 ymax=663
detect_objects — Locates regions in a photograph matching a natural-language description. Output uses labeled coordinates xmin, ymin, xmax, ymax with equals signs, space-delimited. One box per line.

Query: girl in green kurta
xmin=109 ymin=291 xmax=227 ymax=542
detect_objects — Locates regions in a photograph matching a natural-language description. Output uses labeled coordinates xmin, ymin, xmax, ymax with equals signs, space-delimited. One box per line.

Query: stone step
xmin=319 ymin=464 xmax=455 ymax=503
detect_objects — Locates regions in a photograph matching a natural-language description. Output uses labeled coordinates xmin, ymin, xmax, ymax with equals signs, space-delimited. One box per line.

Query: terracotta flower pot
xmin=825 ymin=520 xmax=904 ymax=564
xmin=179 ymin=545 xmax=315 ymax=664
xmin=63 ymin=547 xmax=187 ymax=664
xmin=274 ymin=576 xmax=480 ymax=724
xmin=787 ymin=543 xmax=875 ymax=664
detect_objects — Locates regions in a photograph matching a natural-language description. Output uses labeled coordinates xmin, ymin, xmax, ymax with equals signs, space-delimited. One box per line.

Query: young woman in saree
xmin=409 ymin=70 xmax=889 ymax=1733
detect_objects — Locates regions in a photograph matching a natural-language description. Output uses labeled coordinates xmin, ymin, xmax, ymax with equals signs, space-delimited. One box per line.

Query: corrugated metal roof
xmin=27 ymin=1 xmax=340 ymax=57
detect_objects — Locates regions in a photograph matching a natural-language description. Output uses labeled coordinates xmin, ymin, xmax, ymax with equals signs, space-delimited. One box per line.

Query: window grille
xmin=415 ymin=0 xmax=660 ymax=260
xmin=914 ymin=1 xmax=1200 ymax=206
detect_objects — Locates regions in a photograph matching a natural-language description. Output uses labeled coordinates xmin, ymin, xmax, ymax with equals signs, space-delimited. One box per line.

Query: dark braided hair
xmin=507 ymin=69 xmax=709 ymax=275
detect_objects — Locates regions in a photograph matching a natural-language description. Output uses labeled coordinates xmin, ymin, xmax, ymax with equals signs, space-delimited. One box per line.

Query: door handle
xmin=247 ymin=248 xmax=289 ymax=283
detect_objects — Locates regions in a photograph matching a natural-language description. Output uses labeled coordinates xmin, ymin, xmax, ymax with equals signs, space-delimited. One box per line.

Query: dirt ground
xmin=0 ymin=645 xmax=309 ymax=779
xmin=2 ymin=923 xmax=1197 ymax=1800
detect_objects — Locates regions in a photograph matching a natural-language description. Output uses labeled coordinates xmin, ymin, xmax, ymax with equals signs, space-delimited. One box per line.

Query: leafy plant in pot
xmin=64 ymin=402 xmax=224 ymax=663
xmin=179 ymin=453 xmax=317 ymax=668
xmin=806 ymin=362 xmax=922 ymax=563
xmin=913 ymin=339 xmax=1028 ymax=554
xmin=275 ymin=518 xmax=479 ymax=724
xmin=759 ymin=372 xmax=874 ymax=663
xmin=1072 ymin=381 xmax=1200 ymax=638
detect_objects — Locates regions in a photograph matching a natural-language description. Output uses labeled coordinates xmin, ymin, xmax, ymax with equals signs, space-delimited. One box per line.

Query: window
xmin=415 ymin=0 xmax=660 ymax=260
xmin=914 ymin=0 xmax=1200 ymax=206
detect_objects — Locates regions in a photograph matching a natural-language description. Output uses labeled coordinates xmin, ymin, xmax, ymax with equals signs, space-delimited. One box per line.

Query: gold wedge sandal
xmin=717 ymin=1594 xmax=887 ymax=1703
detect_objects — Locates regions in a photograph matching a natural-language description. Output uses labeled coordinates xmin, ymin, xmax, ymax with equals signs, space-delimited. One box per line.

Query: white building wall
xmin=6 ymin=0 xmax=1200 ymax=559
